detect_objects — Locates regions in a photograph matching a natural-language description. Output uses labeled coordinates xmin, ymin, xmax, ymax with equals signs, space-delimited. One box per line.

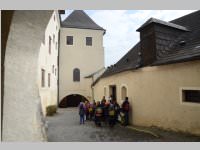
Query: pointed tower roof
xmin=61 ymin=10 xmax=105 ymax=32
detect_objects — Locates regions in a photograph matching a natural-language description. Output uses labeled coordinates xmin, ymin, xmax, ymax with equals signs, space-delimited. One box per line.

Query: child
xmin=88 ymin=102 xmax=94 ymax=121
xmin=78 ymin=102 xmax=85 ymax=124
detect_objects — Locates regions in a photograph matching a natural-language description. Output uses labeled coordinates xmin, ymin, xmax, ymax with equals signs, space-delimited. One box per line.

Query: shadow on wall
xmin=59 ymin=94 xmax=88 ymax=108
xmin=1 ymin=10 xmax=14 ymax=141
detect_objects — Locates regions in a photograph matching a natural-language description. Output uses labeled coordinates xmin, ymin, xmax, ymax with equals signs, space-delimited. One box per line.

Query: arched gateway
xmin=59 ymin=94 xmax=88 ymax=108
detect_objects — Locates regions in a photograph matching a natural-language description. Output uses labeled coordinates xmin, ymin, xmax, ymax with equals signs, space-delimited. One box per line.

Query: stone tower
xmin=59 ymin=10 xmax=105 ymax=107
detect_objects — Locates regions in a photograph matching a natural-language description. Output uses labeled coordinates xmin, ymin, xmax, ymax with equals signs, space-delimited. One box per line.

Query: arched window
xmin=73 ymin=68 xmax=80 ymax=82
xmin=121 ymin=86 xmax=127 ymax=100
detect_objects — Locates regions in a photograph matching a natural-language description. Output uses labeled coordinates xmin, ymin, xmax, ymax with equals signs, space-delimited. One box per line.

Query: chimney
xmin=137 ymin=18 xmax=189 ymax=66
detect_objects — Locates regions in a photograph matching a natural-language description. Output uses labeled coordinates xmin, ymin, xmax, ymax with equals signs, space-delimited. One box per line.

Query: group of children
xmin=78 ymin=96 xmax=130 ymax=127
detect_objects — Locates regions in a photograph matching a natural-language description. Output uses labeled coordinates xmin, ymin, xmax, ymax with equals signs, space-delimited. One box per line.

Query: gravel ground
xmin=46 ymin=108 xmax=200 ymax=142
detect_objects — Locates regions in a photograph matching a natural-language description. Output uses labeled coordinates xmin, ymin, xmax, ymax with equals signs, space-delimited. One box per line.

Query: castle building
xmin=93 ymin=11 xmax=200 ymax=135
xmin=58 ymin=10 xmax=105 ymax=107
xmin=38 ymin=11 xmax=61 ymax=114
xmin=1 ymin=10 xmax=200 ymax=141
xmin=1 ymin=10 xmax=105 ymax=141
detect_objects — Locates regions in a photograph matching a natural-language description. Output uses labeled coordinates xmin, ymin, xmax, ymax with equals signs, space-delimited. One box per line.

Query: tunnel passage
xmin=59 ymin=94 xmax=87 ymax=108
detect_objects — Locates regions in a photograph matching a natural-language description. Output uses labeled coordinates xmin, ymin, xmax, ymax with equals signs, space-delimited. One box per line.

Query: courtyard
xmin=46 ymin=108 xmax=200 ymax=142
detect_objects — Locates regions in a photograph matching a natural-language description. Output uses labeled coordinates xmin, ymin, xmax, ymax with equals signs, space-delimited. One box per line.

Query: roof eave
xmin=136 ymin=18 xmax=190 ymax=32
xmin=61 ymin=25 xmax=106 ymax=32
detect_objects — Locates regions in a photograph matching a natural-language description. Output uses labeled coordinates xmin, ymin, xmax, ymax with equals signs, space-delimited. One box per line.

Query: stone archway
xmin=2 ymin=10 xmax=53 ymax=141
xmin=59 ymin=94 xmax=88 ymax=108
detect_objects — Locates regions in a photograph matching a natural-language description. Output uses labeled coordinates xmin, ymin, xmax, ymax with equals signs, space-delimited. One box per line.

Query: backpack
xmin=95 ymin=107 xmax=103 ymax=116
xmin=123 ymin=102 xmax=129 ymax=111
xmin=109 ymin=105 xmax=115 ymax=116
xmin=79 ymin=105 xmax=85 ymax=115
xmin=96 ymin=107 xmax=102 ymax=113
xmin=89 ymin=106 xmax=93 ymax=112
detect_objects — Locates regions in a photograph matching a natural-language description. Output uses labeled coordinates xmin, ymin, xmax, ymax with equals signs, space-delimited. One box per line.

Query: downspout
xmin=91 ymin=76 xmax=94 ymax=101
xmin=57 ymin=11 xmax=65 ymax=107
xmin=57 ymin=29 xmax=60 ymax=106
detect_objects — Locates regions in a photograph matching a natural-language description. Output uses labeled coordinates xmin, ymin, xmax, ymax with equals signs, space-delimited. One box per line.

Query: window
xmin=56 ymin=42 xmax=58 ymax=50
xmin=49 ymin=36 xmax=52 ymax=54
xmin=182 ymin=90 xmax=200 ymax=103
xmin=53 ymin=34 xmax=55 ymax=43
xmin=41 ymin=69 xmax=45 ymax=87
xmin=73 ymin=68 xmax=80 ymax=82
xmin=86 ymin=37 xmax=92 ymax=46
xmin=52 ymin=65 xmax=54 ymax=73
xmin=42 ymin=34 xmax=45 ymax=44
xmin=67 ymin=36 xmax=73 ymax=45
xmin=48 ymin=73 xmax=51 ymax=87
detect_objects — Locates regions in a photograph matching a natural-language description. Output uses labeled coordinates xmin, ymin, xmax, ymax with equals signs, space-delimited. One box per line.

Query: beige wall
xmin=59 ymin=27 xmax=104 ymax=102
xmin=93 ymin=60 xmax=200 ymax=135
xmin=38 ymin=11 xmax=60 ymax=115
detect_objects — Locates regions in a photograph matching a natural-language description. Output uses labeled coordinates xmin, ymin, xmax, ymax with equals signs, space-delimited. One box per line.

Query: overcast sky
xmin=61 ymin=10 xmax=196 ymax=67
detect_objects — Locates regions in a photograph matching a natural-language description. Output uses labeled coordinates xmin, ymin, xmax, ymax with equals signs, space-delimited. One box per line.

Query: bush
xmin=46 ymin=105 xmax=57 ymax=116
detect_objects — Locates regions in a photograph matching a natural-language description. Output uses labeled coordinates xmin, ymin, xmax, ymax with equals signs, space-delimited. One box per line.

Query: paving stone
xmin=47 ymin=108 xmax=200 ymax=142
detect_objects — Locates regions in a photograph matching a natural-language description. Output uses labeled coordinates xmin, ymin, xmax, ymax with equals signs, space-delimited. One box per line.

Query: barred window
xmin=182 ymin=90 xmax=200 ymax=103
xmin=86 ymin=37 xmax=92 ymax=46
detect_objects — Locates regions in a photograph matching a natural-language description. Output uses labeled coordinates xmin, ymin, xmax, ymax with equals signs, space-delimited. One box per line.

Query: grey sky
xmin=61 ymin=10 xmax=196 ymax=67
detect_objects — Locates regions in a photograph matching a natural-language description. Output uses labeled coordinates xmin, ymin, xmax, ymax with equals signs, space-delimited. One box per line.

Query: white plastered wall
xmin=38 ymin=11 xmax=60 ymax=115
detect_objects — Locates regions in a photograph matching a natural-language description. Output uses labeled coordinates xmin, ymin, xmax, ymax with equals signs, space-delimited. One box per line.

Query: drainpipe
xmin=91 ymin=76 xmax=94 ymax=101
xmin=57 ymin=29 xmax=60 ymax=107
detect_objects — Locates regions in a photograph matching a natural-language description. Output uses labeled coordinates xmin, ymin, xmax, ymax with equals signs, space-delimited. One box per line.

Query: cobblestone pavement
xmin=46 ymin=108 xmax=200 ymax=142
